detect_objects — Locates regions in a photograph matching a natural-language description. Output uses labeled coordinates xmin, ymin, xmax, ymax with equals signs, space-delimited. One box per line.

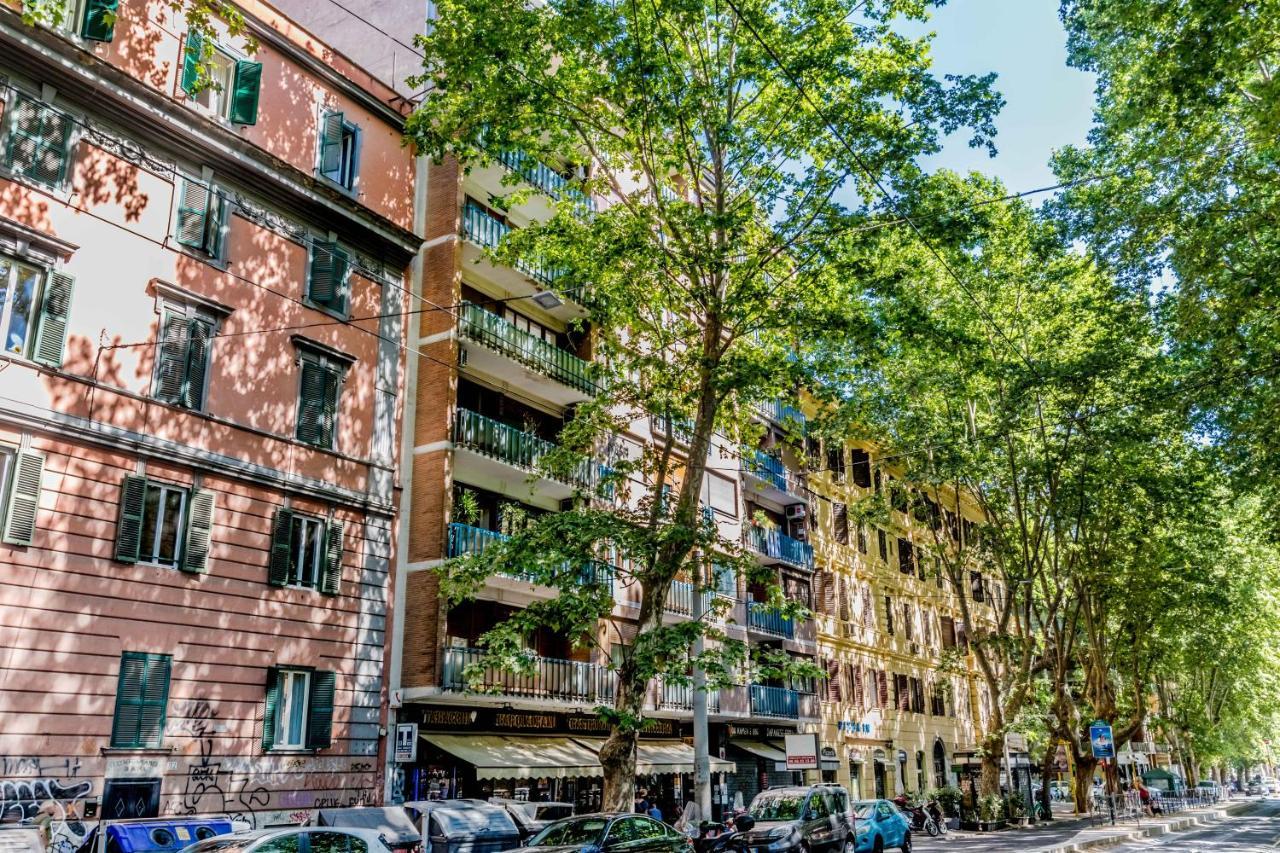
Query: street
xmin=908 ymin=799 xmax=1280 ymax=853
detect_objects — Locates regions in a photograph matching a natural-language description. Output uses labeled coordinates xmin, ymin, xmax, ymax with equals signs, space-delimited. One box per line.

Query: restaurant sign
xmin=409 ymin=705 xmax=681 ymax=738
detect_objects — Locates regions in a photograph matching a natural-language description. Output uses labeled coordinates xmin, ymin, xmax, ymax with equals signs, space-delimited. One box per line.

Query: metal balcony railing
xmin=495 ymin=149 xmax=596 ymax=215
xmin=747 ymin=601 xmax=795 ymax=639
xmin=749 ymin=684 xmax=799 ymax=718
xmin=746 ymin=525 xmax=814 ymax=570
xmin=453 ymin=408 xmax=611 ymax=494
xmin=442 ymin=647 xmax=616 ymax=703
xmin=743 ymin=450 xmax=789 ymax=493
xmin=659 ymin=679 xmax=720 ymax=712
xmin=462 ymin=200 xmax=567 ymax=288
xmin=757 ymin=398 xmax=806 ymax=427
xmin=665 ymin=580 xmax=717 ymax=617
xmin=446 ymin=522 xmax=615 ymax=591
xmin=459 ymin=302 xmax=599 ymax=396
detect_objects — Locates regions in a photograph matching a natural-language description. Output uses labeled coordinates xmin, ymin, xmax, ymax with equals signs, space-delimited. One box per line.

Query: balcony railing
xmin=459 ymin=302 xmax=599 ymax=396
xmin=746 ymin=526 xmax=814 ymax=570
xmin=659 ymin=679 xmax=720 ymax=712
xmin=454 ymin=408 xmax=611 ymax=494
xmin=743 ymin=450 xmax=790 ymax=493
xmin=446 ymin=522 xmax=615 ymax=591
xmin=442 ymin=647 xmax=615 ymax=703
xmin=747 ymin=601 xmax=795 ymax=639
xmin=463 ymin=200 xmax=567 ymax=288
xmin=757 ymin=398 xmax=806 ymax=427
xmin=749 ymin=684 xmax=800 ymax=719
xmin=495 ymin=149 xmax=596 ymax=215
xmin=666 ymin=580 xmax=716 ymax=617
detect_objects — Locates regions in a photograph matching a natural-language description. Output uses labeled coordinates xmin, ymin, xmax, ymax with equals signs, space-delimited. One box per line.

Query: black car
xmin=738 ymin=786 xmax=854 ymax=853
xmin=508 ymin=814 xmax=692 ymax=853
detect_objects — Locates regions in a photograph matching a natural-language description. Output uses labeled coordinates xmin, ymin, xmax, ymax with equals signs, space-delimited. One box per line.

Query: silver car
xmin=181 ymin=827 xmax=396 ymax=853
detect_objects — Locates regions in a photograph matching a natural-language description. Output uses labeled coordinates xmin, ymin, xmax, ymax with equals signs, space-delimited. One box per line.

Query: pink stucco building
xmin=0 ymin=0 xmax=420 ymax=834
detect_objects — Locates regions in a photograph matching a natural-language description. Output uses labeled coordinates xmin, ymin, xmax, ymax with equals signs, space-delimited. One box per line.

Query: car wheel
xmin=872 ymin=838 xmax=883 ymax=853
xmin=900 ymin=832 xmax=911 ymax=853
xmin=843 ymin=838 xmax=855 ymax=853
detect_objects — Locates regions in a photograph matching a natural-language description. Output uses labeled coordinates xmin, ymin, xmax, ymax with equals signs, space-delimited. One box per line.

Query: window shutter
xmin=111 ymin=652 xmax=170 ymax=748
xmin=111 ymin=653 xmax=145 ymax=747
xmin=884 ymin=595 xmax=894 ymax=635
xmin=80 ymin=0 xmax=118 ymax=41
xmin=877 ymin=670 xmax=889 ymax=707
xmin=261 ymin=666 xmax=280 ymax=750
xmin=319 ymin=519 xmax=343 ymax=595
xmin=306 ymin=670 xmax=336 ymax=750
xmin=114 ymin=475 xmax=147 ymax=563
xmin=319 ymin=367 xmax=340 ymax=448
xmin=154 ymin=313 xmax=190 ymax=403
xmin=180 ymin=488 xmax=215 ymax=574
xmin=139 ymin=655 xmax=171 ymax=746
xmin=833 ymin=502 xmax=848 ymax=545
xmin=3 ymin=98 xmax=39 ymax=172
xmin=228 ymin=61 xmax=262 ymax=125
xmin=33 ymin=272 xmax=74 ymax=368
xmin=823 ymin=658 xmax=839 ymax=702
xmin=319 ymin=111 xmax=345 ymax=175
xmin=267 ymin=509 xmax=293 ymax=586
xmin=2 ymin=450 xmax=45 ymax=545
xmin=180 ymin=31 xmax=203 ymax=95
xmin=296 ymin=361 xmax=335 ymax=447
xmin=837 ymin=576 xmax=850 ymax=622
xmin=182 ymin=318 xmax=213 ymax=409
xmin=309 ymin=243 xmax=349 ymax=312
xmin=175 ymin=180 xmax=212 ymax=250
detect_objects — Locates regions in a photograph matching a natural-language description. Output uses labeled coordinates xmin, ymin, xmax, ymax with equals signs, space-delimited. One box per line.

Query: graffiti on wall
xmin=0 ymin=757 xmax=94 ymax=853
xmin=168 ymin=700 xmax=272 ymax=828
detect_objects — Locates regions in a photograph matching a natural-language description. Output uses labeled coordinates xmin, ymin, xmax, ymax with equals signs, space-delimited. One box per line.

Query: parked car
xmin=1246 ymin=779 xmax=1263 ymax=796
xmin=316 ymin=808 xmax=423 ymax=853
xmin=179 ymin=827 xmax=393 ymax=853
xmin=509 ymin=814 xmax=691 ymax=853
xmin=490 ymin=801 xmax=575 ymax=841
xmin=1194 ymin=781 xmax=1222 ymax=800
xmin=850 ymin=802 xmax=910 ymax=853
xmin=739 ymin=786 xmax=854 ymax=853
xmin=403 ymin=800 xmax=522 ymax=853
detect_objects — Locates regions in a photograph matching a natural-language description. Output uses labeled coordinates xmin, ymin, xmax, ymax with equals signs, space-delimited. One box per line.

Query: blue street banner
xmin=1090 ymin=721 xmax=1115 ymax=759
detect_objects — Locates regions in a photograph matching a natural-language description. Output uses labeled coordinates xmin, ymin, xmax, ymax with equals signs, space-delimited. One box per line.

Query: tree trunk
xmin=1073 ymin=756 xmax=1097 ymax=814
xmin=600 ymin=668 xmax=643 ymax=811
xmin=1038 ymin=741 xmax=1056 ymax=820
xmin=980 ymin=746 xmax=1001 ymax=797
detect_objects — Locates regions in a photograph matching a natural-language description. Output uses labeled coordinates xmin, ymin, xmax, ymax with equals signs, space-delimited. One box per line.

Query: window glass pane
xmin=285 ymin=672 xmax=307 ymax=746
xmin=140 ymin=484 xmax=161 ymax=561
xmin=158 ymin=488 xmax=184 ymax=563
xmin=253 ymin=835 xmax=300 ymax=853
xmin=5 ymin=265 xmax=39 ymax=355
xmin=308 ymin=833 xmax=349 ymax=853
xmin=289 ymin=516 xmax=305 ymax=585
xmin=305 ymin=519 xmax=324 ymax=587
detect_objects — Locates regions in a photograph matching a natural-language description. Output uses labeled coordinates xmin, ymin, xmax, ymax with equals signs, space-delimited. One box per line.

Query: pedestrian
xmin=1135 ymin=779 xmax=1154 ymax=816
xmin=649 ymin=801 xmax=664 ymax=822
xmin=675 ymin=797 xmax=702 ymax=838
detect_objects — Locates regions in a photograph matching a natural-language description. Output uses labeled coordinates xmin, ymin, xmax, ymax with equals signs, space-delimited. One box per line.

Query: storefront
xmin=722 ymin=723 xmax=803 ymax=814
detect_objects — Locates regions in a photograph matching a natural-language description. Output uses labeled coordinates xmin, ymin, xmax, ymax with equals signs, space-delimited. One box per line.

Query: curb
xmin=1026 ymin=800 xmax=1252 ymax=853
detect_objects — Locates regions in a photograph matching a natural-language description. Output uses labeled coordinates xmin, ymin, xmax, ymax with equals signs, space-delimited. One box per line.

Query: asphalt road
xmin=1107 ymin=797 xmax=1280 ymax=852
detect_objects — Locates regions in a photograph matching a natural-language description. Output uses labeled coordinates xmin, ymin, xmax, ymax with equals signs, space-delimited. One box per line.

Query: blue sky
xmin=910 ymin=0 xmax=1098 ymax=199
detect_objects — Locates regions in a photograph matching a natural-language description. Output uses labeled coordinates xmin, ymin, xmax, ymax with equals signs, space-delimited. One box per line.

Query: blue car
xmin=851 ymin=801 xmax=911 ymax=853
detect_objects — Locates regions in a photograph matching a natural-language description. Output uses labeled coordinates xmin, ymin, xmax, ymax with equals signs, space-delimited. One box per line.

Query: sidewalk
xmin=917 ymin=799 xmax=1252 ymax=853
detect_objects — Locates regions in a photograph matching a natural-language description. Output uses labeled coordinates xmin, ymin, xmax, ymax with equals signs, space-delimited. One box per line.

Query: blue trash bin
xmin=102 ymin=819 xmax=234 ymax=853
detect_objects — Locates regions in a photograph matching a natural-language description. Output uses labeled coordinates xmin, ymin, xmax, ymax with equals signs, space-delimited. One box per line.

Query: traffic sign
xmin=1089 ymin=721 xmax=1115 ymax=759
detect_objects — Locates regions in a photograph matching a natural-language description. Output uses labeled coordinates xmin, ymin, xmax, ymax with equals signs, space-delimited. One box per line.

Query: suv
xmin=740 ymin=786 xmax=855 ymax=853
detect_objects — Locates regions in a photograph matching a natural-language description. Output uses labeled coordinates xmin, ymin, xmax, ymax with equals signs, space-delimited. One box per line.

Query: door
xmin=605 ymin=816 xmax=672 ymax=853
xmin=874 ymin=803 xmax=901 ymax=847
xmin=804 ymin=791 xmax=838 ymax=852
xmin=874 ymin=762 xmax=886 ymax=799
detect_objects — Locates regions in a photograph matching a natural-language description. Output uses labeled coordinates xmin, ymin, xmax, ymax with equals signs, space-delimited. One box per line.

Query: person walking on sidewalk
xmin=1136 ymin=779 xmax=1158 ymax=816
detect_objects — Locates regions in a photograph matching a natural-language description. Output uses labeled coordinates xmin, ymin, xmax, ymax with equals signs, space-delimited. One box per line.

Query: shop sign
xmin=407 ymin=705 xmax=680 ymax=738
xmin=728 ymin=724 xmax=794 ymax=739
xmin=785 ymin=733 xmax=819 ymax=770
xmin=395 ymin=723 xmax=419 ymax=763
xmin=837 ymin=720 xmax=874 ymax=736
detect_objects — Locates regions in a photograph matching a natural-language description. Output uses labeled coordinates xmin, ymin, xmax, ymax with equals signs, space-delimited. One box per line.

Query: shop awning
xmin=424 ymin=734 xmax=603 ymax=780
xmin=729 ymin=740 xmax=788 ymax=764
xmin=575 ymin=739 xmax=736 ymax=775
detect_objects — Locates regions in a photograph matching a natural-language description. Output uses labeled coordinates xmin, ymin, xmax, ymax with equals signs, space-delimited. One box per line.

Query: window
xmin=0 ymin=447 xmax=44 ymax=547
xmin=825 ymin=444 xmax=845 ymax=481
xmin=114 ymin=476 xmax=215 ymax=573
xmin=310 ymin=833 xmax=366 ymax=853
xmin=3 ymin=95 xmax=74 ymax=188
xmin=713 ymin=562 xmax=736 ymax=598
xmin=898 ymin=538 xmax=915 ymax=575
xmin=254 ymin=837 xmax=301 ymax=853
xmin=110 ymin=651 xmax=171 ymax=748
xmin=268 ymin=508 xmax=343 ymax=595
xmin=318 ymin=111 xmax=360 ymax=190
xmin=850 ymin=448 xmax=871 ymax=488
xmin=307 ymin=242 xmax=351 ymax=315
xmin=294 ymin=346 xmax=347 ymax=449
xmin=855 ymin=522 xmax=867 ymax=554
xmin=884 ymin=595 xmax=894 ymax=636
xmin=263 ymin=667 xmax=335 ymax=751
xmin=970 ymin=571 xmax=985 ymax=602
xmin=154 ymin=310 xmax=214 ymax=409
xmin=173 ymin=177 xmax=227 ymax=259
xmin=180 ymin=32 xmax=262 ymax=125
xmin=877 ymin=528 xmax=888 ymax=561
xmin=0 ymin=255 xmax=74 ymax=367
xmin=56 ymin=0 xmax=117 ymax=41
xmin=832 ymin=502 xmax=848 ymax=545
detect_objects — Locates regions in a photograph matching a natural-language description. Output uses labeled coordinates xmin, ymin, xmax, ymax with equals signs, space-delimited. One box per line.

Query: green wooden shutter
xmin=305 ymin=670 xmax=336 ymax=750
xmin=228 ymin=61 xmax=262 ymax=125
xmin=32 ymin=271 xmax=74 ymax=368
xmin=111 ymin=652 xmax=170 ymax=748
xmin=29 ymin=108 xmax=73 ymax=187
xmin=79 ymin=0 xmax=118 ymax=41
xmin=3 ymin=98 xmax=39 ymax=172
xmin=2 ymin=451 xmax=45 ymax=545
xmin=319 ymin=367 xmax=340 ymax=448
xmin=296 ymin=361 xmax=327 ymax=446
xmin=180 ymin=31 xmax=204 ymax=95
xmin=308 ymin=243 xmax=348 ymax=312
xmin=175 ymin=179 xmax=211 ymax=250
xmin=180 ymin=488 xmax=214 ymax=573
xmin=319 ymin=520 xmax=343 ymax=595
xmin=318 ymin=111 xmax=345 ymax=176
xmin=154 ymin=313 xmax=189 ymax=403
xmin=267 ymin=508 xmax=293 ymax=586
xmin=261 ymin=666 xmax=280 ymax=750
xmin=114 ymin=475 xmax=147 ymax=563
xmin=182 ymin=318 xmax=213 ymax=409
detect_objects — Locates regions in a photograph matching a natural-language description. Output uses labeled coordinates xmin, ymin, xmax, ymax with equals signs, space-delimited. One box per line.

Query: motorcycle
xmin=693 ymin=813 xmax=756 ymax=853
xmin=892 ymin=796 xmax=946 ymax=837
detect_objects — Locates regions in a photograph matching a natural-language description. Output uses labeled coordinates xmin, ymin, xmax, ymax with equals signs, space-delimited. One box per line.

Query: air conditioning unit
xmin=789 ymin=520 xmax=808 ymax=541
xmin=786 ymin=504 xmax=807 ymax=521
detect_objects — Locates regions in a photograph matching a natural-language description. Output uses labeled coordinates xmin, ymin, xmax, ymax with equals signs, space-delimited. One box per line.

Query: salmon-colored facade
xmin=0 ymin=0 xmax=419 ymax=838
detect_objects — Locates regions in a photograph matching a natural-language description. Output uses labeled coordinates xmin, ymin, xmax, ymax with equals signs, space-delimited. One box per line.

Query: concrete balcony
xmin=453 ymin=408 xmax=612 ymax=502
xmin=458 ymin=302 xmax=599 ymax=407
xmin=441 ymin=646 xmax=615 ymax=705
xmin=746 ymin=601 xmax=795 ymax=639
xmin=714 ymin=685 xmax=818 ymax=722
xmin=494 ymin=149 xmax=595 ymax=216
xmin=741 ymin=449 xmax=804 ymax=506
xmin=745 ymin=525 xmax=814 ymax=571
xmin=446 ymin=522 xmax=615 ymax=594
xmin=665 ymin=579 xmax=717 ymax=617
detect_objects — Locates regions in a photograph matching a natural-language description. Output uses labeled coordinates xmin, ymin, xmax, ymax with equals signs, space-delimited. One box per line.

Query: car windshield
xmin=529 ymin=817 xmax=608 ymax=847
xmin=182 ymin=839 xmax=257 ymax=853
xmin=851 ymin=803 xmax=876 ymax=820
xmin=751 ymin=794 xmax=805 ymax=821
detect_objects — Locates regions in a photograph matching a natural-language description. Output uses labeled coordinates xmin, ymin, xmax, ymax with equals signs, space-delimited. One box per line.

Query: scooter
xmin=694 ymin=813 xmax=756 ymax=853
xmin=892 ymin=797 xmax=945 ymax=837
